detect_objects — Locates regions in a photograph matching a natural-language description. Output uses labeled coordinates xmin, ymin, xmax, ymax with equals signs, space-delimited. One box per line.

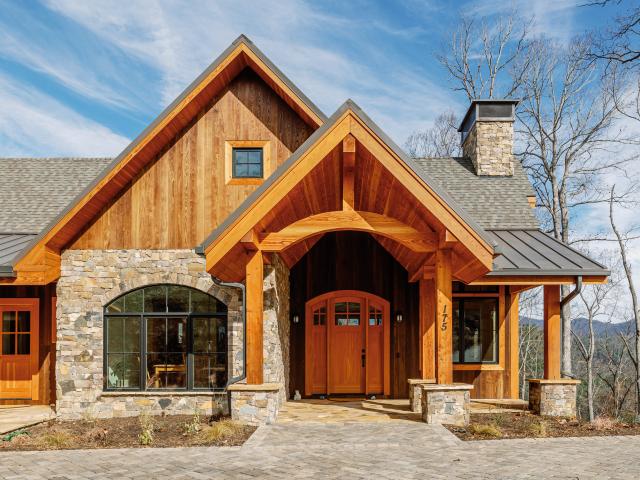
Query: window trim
xmin=103 ymin=286 xmax=228 ymax=393
xmin=452 ymin=296 xmax=500 ymax=366
xmin=224 ymin=140 xmax=271 ymax=185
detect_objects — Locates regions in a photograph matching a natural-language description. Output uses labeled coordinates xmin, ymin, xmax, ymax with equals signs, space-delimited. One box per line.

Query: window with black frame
xmin=104 ymin=285 xmax=228 ymax=391
xmin=452 ymin=298 xmax=498 ymax=364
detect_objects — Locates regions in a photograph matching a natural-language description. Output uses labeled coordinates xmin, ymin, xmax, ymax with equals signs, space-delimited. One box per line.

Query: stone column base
xmin=421 ymin=383 xmax=473 ymax=427
xmin=228 ymin=383 xmax=281 ymax=426
xmin=528 ymin=379 xmax=580 ymax=417
xmin=407 ymin=379 xmax=435 ymax=413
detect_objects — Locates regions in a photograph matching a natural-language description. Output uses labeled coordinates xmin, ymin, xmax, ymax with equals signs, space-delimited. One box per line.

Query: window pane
xmin=194 ymin=353 xmax=227 ymax=389
xmin=17 ymin=334 xmax=29 ymax=354
xmin=17 ymin=312 xmax=30 ymax=332
xmin=335 ymin=302 xmax=347 ymax=313
xmin=167 ymin=285 xmax=190 ymax=312
xmin=146 ymin=317 xmax=167 ymax=353
xmin=107 ymin=354 xmax=141 ymax=389
xmin=233 ymin=148 xmax=263 ymax=178
xmin=2 ymin=334 xmax=14 ymax=355
xmin=144 ymin=285 xmax=167 ymax=313
xmin=106 ymin=296 xmax=125 ymax=314
xmin=146 ymin=353 xmax=167 ymax=389
xmin=193 ymin=317 xmax=226 ymax=353
xmin=452 ymin=300 xmax=460 ymax=362
xmin=166 ymin=318 xmax=187 ymax=353
xmin=462 ymin=299 xmax=498 ymax=363
xmin=165 ymin=353 xmax=187 ymax=388
xmin=191 ymin=290 xmax=226 ymax=313
xmin=124 ymin=290 xmax=143 ymax=312
xmin=2 ymin=311 xmax=15 ymax=333
xmin=107 ymin=317 xmax=140 ymax=353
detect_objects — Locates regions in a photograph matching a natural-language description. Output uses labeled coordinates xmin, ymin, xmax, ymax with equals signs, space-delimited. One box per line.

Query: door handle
xmin=361 ymin=350 xmax=366 ymax=367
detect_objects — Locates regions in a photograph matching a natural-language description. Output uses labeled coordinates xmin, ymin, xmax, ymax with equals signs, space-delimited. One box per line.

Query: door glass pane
xmin=124 ymin=290 xmax=143 ymax=312
xmin=107 ymin=317 xmax=140 ymax=353
xmin=146 ymin=353 xmax=168 ymax=389
xmin=2 ymin=334 xmax=14 ymax=355
xmin=17 ymin=312 xmax=30 ymax=332
xmin=193 ymin=317 xmax=225 ymax=353
xmin=17 ymin=334 xmax=29 ymax=354
xmin=335 ymin=301 xmax=360 ymax=326
xmin=146 ymin=317 xmax=187 ymax=389
xmin=2 ymin=311 xmax=15 ymax=333
xmin=369 ymin=305 xmax=382 ymax=326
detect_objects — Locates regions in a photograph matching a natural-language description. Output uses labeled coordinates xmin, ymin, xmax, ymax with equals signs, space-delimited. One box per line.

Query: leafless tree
xmin=598 ymin=328 xmax=635 ymax=418
xmin=515 ymin=36 xmax=631 ymax=376
xmin=405 ymin=111 xmax=460 ymax=158
xmin=436 ymin=12 xmax=531 ymax=100
xmin=609 ymin=185 xmax=640 ymax=419
xmin=588 ymin=1 xmax=640 ymax=68
xmin=573 ymin=259 xmax=620 ymax=421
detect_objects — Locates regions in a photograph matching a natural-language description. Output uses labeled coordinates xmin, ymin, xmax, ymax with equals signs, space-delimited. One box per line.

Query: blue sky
xmin=0 ymin=0 xmax=627 ymax=157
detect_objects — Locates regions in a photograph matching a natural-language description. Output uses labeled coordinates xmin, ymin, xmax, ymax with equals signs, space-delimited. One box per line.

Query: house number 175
xmin=441 ymin=304 xmax=448 ymax=331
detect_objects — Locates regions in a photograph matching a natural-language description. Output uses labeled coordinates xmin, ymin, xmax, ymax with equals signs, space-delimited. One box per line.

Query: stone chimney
xmin=458 ymin=99 xmax=518 ymax=176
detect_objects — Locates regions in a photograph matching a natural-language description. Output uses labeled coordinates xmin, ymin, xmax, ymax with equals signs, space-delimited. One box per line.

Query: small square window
xmin=232 ymin=148 xmax=263 ymax=178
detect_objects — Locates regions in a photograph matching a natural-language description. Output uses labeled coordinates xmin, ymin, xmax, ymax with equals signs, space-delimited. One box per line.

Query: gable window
xmin=452 ymin=298 xmax=498 ymax=364
xmin=232 ymin=147 xmax=263 ymax=178
xmin=104 ymin=285 xmax=228 ymax=391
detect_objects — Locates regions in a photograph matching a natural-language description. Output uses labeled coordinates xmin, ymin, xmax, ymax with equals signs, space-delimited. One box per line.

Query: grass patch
xmin=469 ymin=423 xmax=503 ymax=438
xmin=527 ymin=419 xmax=548 ymax=438
xmin=37 ymin=431 xmax=73 ymax=449
xmin=198 ymin=419 xmax=244 ymax=444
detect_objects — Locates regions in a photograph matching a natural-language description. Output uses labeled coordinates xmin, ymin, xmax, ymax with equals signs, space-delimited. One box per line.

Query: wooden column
xmin=543 ymin=285 xmax=561 ymax=380
xmin=435 ymin=249 xmax=453 ymax=384
xmin=246 ymin=251 xmax=264 ymax=384
xmin=505 ymin=290 xmax=520 ymax=399
xmin=419 ymin=278 xmax=436 ymax=380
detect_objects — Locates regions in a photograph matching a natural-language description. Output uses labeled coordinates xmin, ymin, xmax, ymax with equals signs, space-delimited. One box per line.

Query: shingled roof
xmin=413 ymin=157 xmax=538 ymax=230
xmin=0 ymin=157 xmax=112 ymax=233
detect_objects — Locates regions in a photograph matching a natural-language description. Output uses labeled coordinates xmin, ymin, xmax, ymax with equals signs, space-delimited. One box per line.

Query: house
xmin=0 ymin=35 xmax=608 ymax=425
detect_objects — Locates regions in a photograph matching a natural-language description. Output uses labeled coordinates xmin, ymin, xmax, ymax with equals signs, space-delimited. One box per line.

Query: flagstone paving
xmin=1 ymin=417 xmax=638 ymax=479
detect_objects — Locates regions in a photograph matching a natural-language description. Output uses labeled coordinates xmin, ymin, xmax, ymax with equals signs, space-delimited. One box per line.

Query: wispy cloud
xmin=0 ymin=73 xmax=129 ymax=156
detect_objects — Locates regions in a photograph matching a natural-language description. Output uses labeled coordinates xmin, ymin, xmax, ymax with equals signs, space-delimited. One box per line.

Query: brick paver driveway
xmin=1 ymin=420 xmax=638 ymax=479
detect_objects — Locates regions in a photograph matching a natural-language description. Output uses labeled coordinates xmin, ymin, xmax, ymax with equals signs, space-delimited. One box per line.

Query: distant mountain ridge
xmin=521 ymin=316 xmax=635 ymax=337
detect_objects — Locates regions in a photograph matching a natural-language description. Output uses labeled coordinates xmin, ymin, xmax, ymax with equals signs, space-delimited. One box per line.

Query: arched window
xmin=104 ymin=285 xmax=228 ymax=392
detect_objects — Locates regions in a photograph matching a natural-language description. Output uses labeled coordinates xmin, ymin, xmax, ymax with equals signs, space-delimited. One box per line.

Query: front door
xmin=0 ymin=299 xmax=39 ymax=400
xmin=305 ymin=291 xmax=389 ymax=396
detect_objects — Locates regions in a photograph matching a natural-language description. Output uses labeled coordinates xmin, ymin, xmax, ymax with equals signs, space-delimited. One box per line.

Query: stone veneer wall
xmin=262 ymin=254 xmax=290 ymax=404
xmin=56 ymin=249 xmax=243 ymax=419
xmin=421 ymin=384 xmax=472 ymax=427
xmin=462 ymin=121 xmax=514 ymax=176
xmin=528 ymin=380 xmax=579 ymax=417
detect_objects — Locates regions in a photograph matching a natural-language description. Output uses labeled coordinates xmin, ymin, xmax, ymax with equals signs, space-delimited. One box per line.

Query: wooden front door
xmin=0 ymin=299 xmax=39 ymax=400
xmin=305 ymin=291 xmax=389 ymax=396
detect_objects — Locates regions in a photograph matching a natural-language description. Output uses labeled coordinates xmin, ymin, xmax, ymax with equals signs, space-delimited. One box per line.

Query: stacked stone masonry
xmin=262 ymin=254 xmax=291 ymax=404
xmin=421 ymin=384 xmax=472 ymax=427
xmin=408 ymin=379 xmax=435 ymax=413
xmin=462 ymin=121 xmax=514 ymax=176
xmin=528 ymin=380 xmax=579 ymax=417
xmin=56 ymin=249 xmax=242 ymax=419
xmin=229 ymin=386 xmax=280 ymax=426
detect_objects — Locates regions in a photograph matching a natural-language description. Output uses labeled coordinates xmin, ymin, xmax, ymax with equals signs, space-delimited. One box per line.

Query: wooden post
xmin=435 ymin=249 xmax=453 ymax=384
xmin=342 ymin=134 xmax=356 ymax=210
xmin=506 ymin=290 xmax=520 ymax=398
xmin=246 ymin=251 xmax=264 ymax=384
xmin=544 ymin=285 xmax=561 ymax=380
xmin=419 ymin=278 xmax=436 ymax=380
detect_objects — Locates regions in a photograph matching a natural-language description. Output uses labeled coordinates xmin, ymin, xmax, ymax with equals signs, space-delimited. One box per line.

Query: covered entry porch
xmin=199 ymin=102 xmax=608 ymax=425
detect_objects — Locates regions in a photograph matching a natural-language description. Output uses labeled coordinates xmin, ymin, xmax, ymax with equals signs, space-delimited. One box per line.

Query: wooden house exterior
xmin=0 ymin=36 xmax=608 ymax=422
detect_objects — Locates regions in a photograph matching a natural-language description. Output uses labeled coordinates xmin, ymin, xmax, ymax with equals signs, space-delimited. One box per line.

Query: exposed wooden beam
xmin=258 ymin=210 xmax=436 ymax=253
xmin=435 ymin=248 xmax=453 ymax=384
xmin=438 ymin=229 xmax=458 ymax=249
xmin=408 ymin=263 xmax=435 ymax=283
xmin=246 ymin=250 xmax=264 ymax=384
xmin=419 ymin=278 xmax=436 ymax=380
xmin=342 ymin=134 xmax=356 ymax=210
xmin=240 ymin=230 xmax=260 ymax=252
xmin=543 ymin=285 xmax=561 ymax=380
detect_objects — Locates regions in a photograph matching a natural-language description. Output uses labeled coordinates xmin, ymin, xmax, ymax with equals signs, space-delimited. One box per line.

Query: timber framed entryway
xmin=305 ymin=290 xmax=390 ymax=397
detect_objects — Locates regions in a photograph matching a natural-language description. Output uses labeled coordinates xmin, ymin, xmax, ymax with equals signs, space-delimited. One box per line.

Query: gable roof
xmin=413 ymin=157 xmax=538 ymax=230
xmin=6 ymin=35 xmax=326 ymax=278
xmin=199 ymin=99 xmax=497 ymax=276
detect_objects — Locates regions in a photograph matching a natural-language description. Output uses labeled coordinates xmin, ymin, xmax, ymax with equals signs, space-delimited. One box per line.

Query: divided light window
xmin=452 ymin=298 xmax=498 ymax=364
xmin=104 ymin=285 xmax=228 ymax=392
xmin=232 ymin=147 xmax=263 ymax=178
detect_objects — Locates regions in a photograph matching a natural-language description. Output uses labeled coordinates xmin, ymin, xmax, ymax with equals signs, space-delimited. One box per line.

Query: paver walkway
xmin=1 ymin=418 xmax=638 ymax=479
